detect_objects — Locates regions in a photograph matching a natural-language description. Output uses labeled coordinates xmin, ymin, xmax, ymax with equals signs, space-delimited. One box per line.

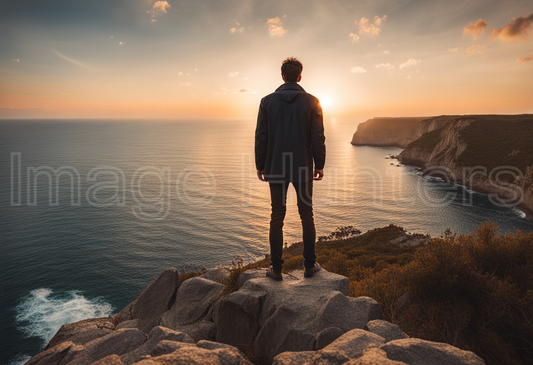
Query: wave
xmin=14 ymin=288 xmax=113 ymax=352
xmin=7 ymin=354 xmax=31 ymax=365
xmin=511 ymin=207 xmax=527 ymax=219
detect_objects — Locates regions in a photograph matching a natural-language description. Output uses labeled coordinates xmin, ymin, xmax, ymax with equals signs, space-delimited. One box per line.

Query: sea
xmin=1 ymin=118 xmax=532 ymax=364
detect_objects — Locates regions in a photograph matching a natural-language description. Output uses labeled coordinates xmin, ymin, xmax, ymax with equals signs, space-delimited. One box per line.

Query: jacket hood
xmin=274 ymin=82 xmax=306 ymax=102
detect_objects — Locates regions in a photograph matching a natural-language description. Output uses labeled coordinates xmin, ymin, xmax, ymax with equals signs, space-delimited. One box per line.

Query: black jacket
xmin=255 ymin=82 xmax=326 ymax=183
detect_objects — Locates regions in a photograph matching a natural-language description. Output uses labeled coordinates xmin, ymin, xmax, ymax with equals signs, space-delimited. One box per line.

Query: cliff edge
xmin=26 ymin=267 xmax=485 ymax=365
xmin=351 ymin=117 xmax=450 ymax=148
xmin=399 ymin=115 xmax=533 ymax=215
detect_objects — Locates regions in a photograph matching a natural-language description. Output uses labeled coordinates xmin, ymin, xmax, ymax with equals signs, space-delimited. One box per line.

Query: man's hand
xmin=257 ymin=170 xmax=266 ymax=182
xmin=313 ymin=169 xmax=324 ymax=180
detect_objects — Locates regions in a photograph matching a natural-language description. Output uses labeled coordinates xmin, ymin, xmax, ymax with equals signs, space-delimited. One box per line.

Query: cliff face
xmin=413 ymin=117 xmax=452 ymax=140
xmin=351 ymin=117 xmax=450 ymax=148
xmin=399 ymin=116 xmax=533 ymax=215
xmin=351 ymin=117 xmax=427 ymax=148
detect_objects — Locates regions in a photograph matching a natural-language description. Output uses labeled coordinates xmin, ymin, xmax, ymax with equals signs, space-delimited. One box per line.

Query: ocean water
xmin=1 ymin=118 xmax=532 ymax=363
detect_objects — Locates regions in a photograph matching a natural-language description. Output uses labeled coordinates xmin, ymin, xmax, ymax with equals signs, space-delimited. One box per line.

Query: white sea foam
xmin=7 ymin=354 xmax=31 ymax=365
xmin=15 ymin=288 xmax=113 ymax=348
xmin=511 ymin=207 xmax=527 ymax=219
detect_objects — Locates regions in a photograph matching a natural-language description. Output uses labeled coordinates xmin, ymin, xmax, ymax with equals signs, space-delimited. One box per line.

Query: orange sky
xmin=1 ymin=0 xmax=532 ymax=119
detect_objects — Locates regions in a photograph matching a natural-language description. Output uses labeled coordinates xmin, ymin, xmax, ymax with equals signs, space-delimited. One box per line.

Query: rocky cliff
xmin=27 ymin=267 xmax=485 ymax=365
xmin=399 ymin=115 xmax=533 ymax=215
xmin=350 ymin=117 xmax=450 ymax=148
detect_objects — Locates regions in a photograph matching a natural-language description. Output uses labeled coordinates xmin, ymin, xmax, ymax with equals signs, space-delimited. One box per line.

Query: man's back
xmin=255 ymin=82 xmax=325 ymax=183
xmin=254 ymin=57 xmax=325 ymax=281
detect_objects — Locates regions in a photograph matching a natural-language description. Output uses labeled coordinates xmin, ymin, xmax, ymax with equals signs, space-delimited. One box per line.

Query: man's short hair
xmin=281 ymin=57 xmax=303 ymax=82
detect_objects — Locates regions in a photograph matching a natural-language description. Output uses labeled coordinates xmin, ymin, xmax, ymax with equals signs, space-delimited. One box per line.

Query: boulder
xmin=197 ymin=340 xmax=249 ymax=359
xmin=197 ymin=340 xmax=244 ymax=351
xmin=121 ymin=326 xmax=194 ymax=364
xmin=116 ymin=320 xmax=141 ymax=330
xmin=199 ymin=267 xmax=231 ymax=283
xmin=171 ymin=319 xmax=217 ymax=342
xmin=69 ymin=328 xmax=148 ymax=365
xmin=113 ymin=268 xmax=181 ymax=334
xmin=92 ymin=354 xmax=125 ymax=365
xmin=314 ymin=327 xmax=345 ymax=350
xmin=215 ymin=268 xmax=372 ymax=364
xmin=272 ymin=351 xmax=316 ymax=365
xmin=365 ymin=320 xmax=408 ymax=343
xmin=348 ymin=297 xmax=383 ymax=322
xmin=345 ymin=347 xmax=408 ymax=364
xmin=135 ymin=345 xmax=252 ymax=364
xmin=26 ymin=341 xmax=84 ymax=365
xmin=380 ymin=338 xmax=486 ymax=365
xmin=317 ymin=329 xmax=385 ymax=360
xmin=317 ymin=292 xmax=368 ymax=330
xmin=205 ymin=297 xmax=222 ymax=323
xmin=237 ymin=268 xmax=268 ymax=289
xmin=45 ymin=317 xmax=114 ymax=350
xmin=215 ymin=287 xmax=266 ymax=347
xmin=150 ymin=340 xmax=196 ymax=357
xmin=160 ymin=277 xmax=224 ymax=328
xmin=113 ymin=302 xmax=134 ymax=325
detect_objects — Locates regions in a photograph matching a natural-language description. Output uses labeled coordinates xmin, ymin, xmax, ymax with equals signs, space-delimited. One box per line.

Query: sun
xmin=320 ymin=96 xmax=332 ymax=108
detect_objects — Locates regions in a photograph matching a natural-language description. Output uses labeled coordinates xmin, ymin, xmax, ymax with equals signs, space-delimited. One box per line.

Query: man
xmin=255 ymin=57 xmax=326 ymax=281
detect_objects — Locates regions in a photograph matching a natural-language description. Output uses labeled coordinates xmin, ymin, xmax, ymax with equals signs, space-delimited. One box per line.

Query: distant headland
xmin=351 ymin=115 xmax=533 ymax=217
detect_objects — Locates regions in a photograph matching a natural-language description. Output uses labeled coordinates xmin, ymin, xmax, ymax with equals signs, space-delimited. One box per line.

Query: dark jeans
xmin=269 ymin=180 xmax=316 ymax=273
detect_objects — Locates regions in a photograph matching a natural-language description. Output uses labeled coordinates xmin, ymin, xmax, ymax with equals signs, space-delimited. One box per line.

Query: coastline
xmin=398 ymin=157 xmax=533 ymax=220
xmin=351 ymin=142 xmax=407 ymax=149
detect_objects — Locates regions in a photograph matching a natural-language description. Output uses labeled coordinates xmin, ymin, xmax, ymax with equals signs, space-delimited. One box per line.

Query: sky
xmin=0 ymin=0 xmax=532 ymax=119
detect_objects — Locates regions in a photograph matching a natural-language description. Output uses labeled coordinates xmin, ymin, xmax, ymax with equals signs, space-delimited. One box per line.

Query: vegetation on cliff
xmin=183 ymin=223 xmax=533 ymax=365
xmin=404 ymin=115 xmax=533 ymax=173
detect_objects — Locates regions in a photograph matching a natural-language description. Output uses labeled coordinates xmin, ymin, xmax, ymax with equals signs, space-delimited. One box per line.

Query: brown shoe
xmin=304 ymin=262 xmax=321 ymax=278
xmin=267 ymin=265 xmax=283 ymax=281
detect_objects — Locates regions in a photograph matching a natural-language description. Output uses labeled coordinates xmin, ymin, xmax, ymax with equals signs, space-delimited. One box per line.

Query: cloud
xmin=238 ymin=88 xmax=251 ymax=93
xmin=152 ymin=1 xmax=170 ymax=13
xmin=228 ymin=72 xmax=239 ymax=77
xmin=463 ymin=19 xmax=488 ymax=40
xmin=517 ymin=52 xmax=533 ymax=63
xmin=149 ymin=1 xmax=170 ymax=21
xmin=358 ymin=15 xmax=387 ymax=36
xmin=399 ymin=58 xmax=421 ymax=69
xmin=448 ymin=47 xmax=462 ymax=52
xmin=52 ymin=50 xmax=93 ymax=70
xmin=351 ymin=66 xmax=367 ymax=74
xmin=179 ymin=82 xmax=191 ymax=86
xmin=462 ymin=44 xmax=486 ymax=55
xmin=491 ymin=13 xmax=533 ymax=41
xmin=12 ymin=58 xmax=20 ymax=62
xmin=383 ymin=51 xmax=390 ymax=54
xmin=375 ymin=63 xmax=395 ymax=70
xmin=267 ymin=17 xmax=287 ymax=37
xmin=230 ymin=22 xmax=245 ymax=34
xmin=349 ymin=33 xmax=360 ymax=42
xmin=350 ymin=15 xmax=386 ymax=42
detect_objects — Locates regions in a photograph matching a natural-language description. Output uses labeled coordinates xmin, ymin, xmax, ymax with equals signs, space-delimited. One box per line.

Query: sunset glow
xmin=1 ymin=1 xmax=532 ymax=119
xmin=320 ymin=97 xmax=333 ymax=108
